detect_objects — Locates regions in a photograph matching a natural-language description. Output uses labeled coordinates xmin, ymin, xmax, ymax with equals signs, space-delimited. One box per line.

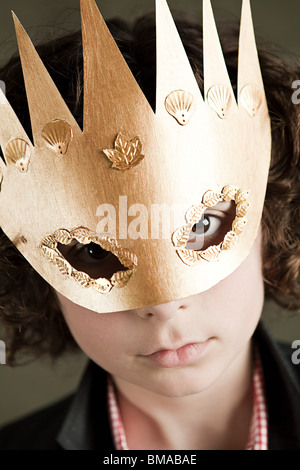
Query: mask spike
xmin=155 ymin=0 xmax=203 ymax=117
xmin=80 ymin=0 xmax=153 ymax=138
xmin=0 ymin=87 xmax=32 ymax=164
xmin=238 ymin=0 xmax=267 ymax=107
xmin=12 ymin=13 xmax=81 ymax=147
xmin=202 ymin=0 xmax=235 ymax=102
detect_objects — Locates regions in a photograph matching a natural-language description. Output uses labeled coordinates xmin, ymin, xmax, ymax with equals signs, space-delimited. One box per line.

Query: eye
xmin=74 ymin=242 xmax=110 ymax=263
xmin=57 ymin=241 xmax=128 ymax=279
xmin=185 ymin=205 xmax=235 ymax=252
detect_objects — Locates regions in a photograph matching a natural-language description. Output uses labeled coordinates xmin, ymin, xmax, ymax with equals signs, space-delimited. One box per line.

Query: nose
xmin=135 ymin=298 xmax=187 ymax=320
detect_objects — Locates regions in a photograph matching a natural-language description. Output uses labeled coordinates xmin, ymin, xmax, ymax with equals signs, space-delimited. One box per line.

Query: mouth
xmin=139 ymin=339 xmax=213 ymax=368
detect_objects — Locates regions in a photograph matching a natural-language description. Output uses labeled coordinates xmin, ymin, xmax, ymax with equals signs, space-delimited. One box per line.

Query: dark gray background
xmin=0 ymin=0 xmax=300 ymax=428
xmin=1 ymin=0 xmax=300 ymax=63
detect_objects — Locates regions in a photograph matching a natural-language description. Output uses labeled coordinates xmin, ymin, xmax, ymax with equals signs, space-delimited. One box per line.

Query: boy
xmin=0 ymin=0 xmax=299 ymax=450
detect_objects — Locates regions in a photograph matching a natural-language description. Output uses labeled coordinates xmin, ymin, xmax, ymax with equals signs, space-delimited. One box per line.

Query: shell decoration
xmin=239 ymin=84 xmax=262 ymax=117
xmin=172 ymin=186 xmax=251 ymax=266
xmin=5 ymin=138 xmax=31 ymax=173
xmin=42 ymin=120 xmax=73 ymax=155
xmin=165 ymin=90 xmax=196 ymax=126
xmin=207 ymin=85 xmax=232 ymax=119
xmin=40 ymin=227 xmax=137 ymax=293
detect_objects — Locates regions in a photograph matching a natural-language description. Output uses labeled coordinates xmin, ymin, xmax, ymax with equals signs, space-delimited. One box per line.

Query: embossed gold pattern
xmin=103 ymin=133 xmax=145 ymax=170
xmin=172 ymin=185 xmax=250 ymax=266
xmin=41 ymin=227 xmax=138 ymax=293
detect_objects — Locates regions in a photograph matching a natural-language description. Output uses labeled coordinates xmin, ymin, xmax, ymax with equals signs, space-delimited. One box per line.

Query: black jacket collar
xmin=255 ymin=323 xmax=300 ymax=449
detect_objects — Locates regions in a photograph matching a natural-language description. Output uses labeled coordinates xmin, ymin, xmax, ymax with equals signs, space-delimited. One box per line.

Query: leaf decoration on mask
xmin=111 ymin=269 xmax=134 ymax=288
xmin=202 ymin=190 xmax=223 ymax=208
xmin=176 ymin=248 xmax=201 ymax=266
xmin=232 ymin=217 xmax=248 ymax=234
xmin=90 ymin=278 xmax=113 ymax=294
xmin=172 ymin=223 xmax=193 ymax=248
xmin=220 ymin=231 xmax=237 ymax=251
xmin=185 ymin=204 xmax=206 ymax=224
xmin=222 ymin=185 xmax=239 ymax=202
xmin=200 ymin=244 xmax=222 ymax=262
xmin=103 ymin=133 xmax=145 ymax=170
xmin=236 ymin=201 xmax=250 ymax=218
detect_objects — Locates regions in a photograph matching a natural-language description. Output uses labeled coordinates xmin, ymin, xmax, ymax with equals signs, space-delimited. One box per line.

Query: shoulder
xmin=277 ymin=340 xmax=300 ymax=386
xmin=0 ymin=394 xmax=74 ymax=450
xmin=255 ymin=322 xmax=300 ymax=376
xmin=255 ymin=323 xmax=300 ymax=449
xmin=256 ymin=322 xmax=300 ymax=387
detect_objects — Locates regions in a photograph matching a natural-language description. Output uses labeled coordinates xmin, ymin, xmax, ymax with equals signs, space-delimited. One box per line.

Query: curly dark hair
xmin=0 ymin=13 xmax=300 ymax=365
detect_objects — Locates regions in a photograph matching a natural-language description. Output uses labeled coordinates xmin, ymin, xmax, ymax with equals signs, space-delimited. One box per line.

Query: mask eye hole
xmin=185 ymin=202 xmax=236 ymax=252
xmin=172 ymin=187 xmax=250 ymax=265
xmin=40 ymin=228 xmax=138 ymax=293
xmin=57 ymin=240 xmax=128 ymax=280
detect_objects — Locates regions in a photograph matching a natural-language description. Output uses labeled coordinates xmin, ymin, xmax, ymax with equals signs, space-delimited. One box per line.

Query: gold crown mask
xmin=0 ymin=0 xmax=271 ymax=313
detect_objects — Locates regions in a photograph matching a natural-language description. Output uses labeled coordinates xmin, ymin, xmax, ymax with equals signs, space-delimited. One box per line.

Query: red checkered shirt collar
xmin=107 ymin=345 xmax=268 ymax=450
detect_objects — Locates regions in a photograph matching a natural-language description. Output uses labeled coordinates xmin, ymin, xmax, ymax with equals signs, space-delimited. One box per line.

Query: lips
xmin=141 ymin=339 xmax=212 ymax=368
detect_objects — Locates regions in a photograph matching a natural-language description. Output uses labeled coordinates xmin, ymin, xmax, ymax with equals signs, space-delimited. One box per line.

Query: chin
xmin=135 ymin=365 xmax=219 ymax=398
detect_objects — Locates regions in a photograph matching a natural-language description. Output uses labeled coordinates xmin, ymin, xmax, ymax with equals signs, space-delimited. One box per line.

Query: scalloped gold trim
xmin=40 ymin=227 xmax=138 ymax=293
xmin=173 ymin=185 xmax=250 ymax=265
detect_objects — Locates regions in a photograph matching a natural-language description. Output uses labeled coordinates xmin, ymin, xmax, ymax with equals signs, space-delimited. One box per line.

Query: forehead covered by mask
xmin=0 ymin=0 xmax=271 ymax=313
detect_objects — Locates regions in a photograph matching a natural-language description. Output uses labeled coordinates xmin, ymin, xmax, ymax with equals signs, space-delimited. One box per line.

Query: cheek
xmin=205 ymin=229 xmax=264 ymax=340
xmin=57 ymin=295 xmax=127 ymax=365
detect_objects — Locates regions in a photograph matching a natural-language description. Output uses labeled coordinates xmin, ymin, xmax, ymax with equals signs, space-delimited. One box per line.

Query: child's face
xmin=56 ymin=229 xmax=264 ymax=398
